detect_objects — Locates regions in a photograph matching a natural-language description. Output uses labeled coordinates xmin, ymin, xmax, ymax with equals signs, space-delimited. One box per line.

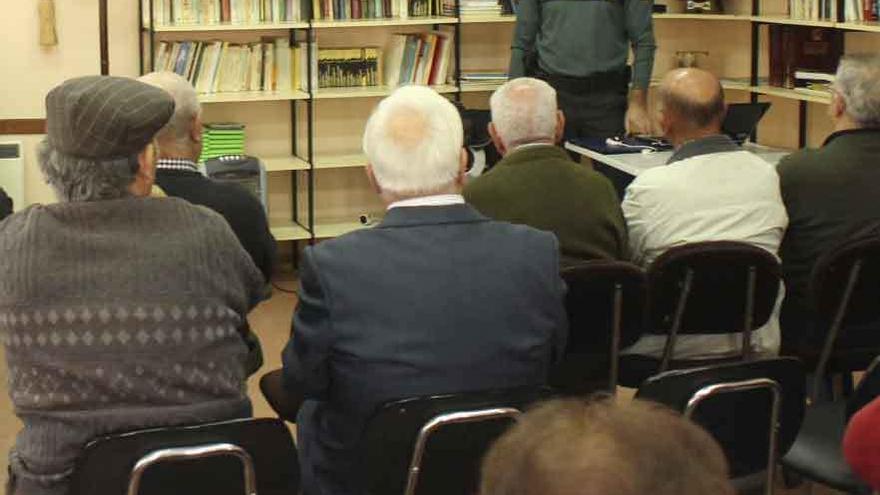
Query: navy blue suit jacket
xmin=282 ymin=203 xmax=567 ymax=495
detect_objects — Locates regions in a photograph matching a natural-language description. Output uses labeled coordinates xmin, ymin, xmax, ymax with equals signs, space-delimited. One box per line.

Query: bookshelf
xmin=140 ymin=0 xmax=880 ymax=261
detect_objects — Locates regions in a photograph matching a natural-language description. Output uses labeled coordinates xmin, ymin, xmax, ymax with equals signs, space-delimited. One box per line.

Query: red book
xmin=352 ymin=0 xmax=361 ymax=18
xmin=221 ymin=0 xmax=231 ymax=22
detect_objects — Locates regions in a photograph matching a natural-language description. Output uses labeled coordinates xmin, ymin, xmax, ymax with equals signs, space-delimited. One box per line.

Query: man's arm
xmin=620 ymin=179 xmax=650 ymax=266
xmin=509 ymin=0 xmax=540 ymax=77
xmin=624 ymin=0 xmax=657 ymax=134
xmin=282 ymin=247 xmax=333 ymax=399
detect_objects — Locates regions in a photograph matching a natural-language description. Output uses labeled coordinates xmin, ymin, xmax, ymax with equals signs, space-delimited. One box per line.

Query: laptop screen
xmin=722 ymin=102 xmax=772 ymax=144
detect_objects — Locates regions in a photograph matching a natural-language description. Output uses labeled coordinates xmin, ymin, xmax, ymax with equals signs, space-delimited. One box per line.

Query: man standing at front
xmin=621 ymin=68 xmax=788 ymax=360
xmin=283 ymin=86 xmax=568 ymax=495
xmin=509 ymin=0 xmax=656 ymax=138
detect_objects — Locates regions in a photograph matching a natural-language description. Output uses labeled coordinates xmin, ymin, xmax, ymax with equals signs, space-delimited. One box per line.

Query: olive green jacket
xmin=464 ymin=144 xmax=627 ymax=266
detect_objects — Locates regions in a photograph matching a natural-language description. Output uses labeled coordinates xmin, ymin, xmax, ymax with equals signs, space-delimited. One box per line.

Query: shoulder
xmin=777 ymin=147 xmax=823 ymax=180
xmin=485 ymin=219 xmax=559 ymax=252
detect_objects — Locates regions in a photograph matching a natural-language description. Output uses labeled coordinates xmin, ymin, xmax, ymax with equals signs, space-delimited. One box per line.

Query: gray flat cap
xmin=45 ymin=76 xmax=175 ymax=160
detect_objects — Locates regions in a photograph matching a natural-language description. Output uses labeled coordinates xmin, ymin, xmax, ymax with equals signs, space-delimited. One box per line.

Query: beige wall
xmin=1 ymin=0 xmax=141 ymax=205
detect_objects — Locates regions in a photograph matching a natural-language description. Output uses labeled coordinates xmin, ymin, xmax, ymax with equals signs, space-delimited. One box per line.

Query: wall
xmin=0 ymin=0 xmax=141 ymax=206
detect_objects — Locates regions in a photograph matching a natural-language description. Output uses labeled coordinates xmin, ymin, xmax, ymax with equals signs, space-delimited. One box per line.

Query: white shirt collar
xmin=512 ymin=142 xmax=555 ymax=152
xmin=386 ymin=194 xmax=465 ymax=211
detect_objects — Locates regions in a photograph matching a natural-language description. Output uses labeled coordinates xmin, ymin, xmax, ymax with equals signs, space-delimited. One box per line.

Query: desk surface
xmin=564 ymin=141 xmax=791 ymax=177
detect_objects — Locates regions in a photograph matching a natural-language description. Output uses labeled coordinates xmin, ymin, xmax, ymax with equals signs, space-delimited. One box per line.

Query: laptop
xmin=722 ymin=102 xmax=772 ymax=144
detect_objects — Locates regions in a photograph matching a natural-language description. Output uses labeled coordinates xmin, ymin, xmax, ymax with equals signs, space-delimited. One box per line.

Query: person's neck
xmin=157 ymin=142 xmax=199 ymax=163
xmin=671 ymin=127 xmax=722 ymax=148
xmin=504 ymin=138 xmax=555 ymax=156
xmin=381 ymin=185 xmax=461 ymax=207
xmin=833 ymin=116 xmax=862 ymax=134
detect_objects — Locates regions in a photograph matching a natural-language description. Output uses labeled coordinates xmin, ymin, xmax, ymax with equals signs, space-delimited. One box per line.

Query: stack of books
xmin=787 ymin=0 xmax=835 ymax=20
xmin=313 ymin=0 xmax=392 ymax=19
xmin=458 ymin=0 xmax=502 ymax=17
xmin=154 ymin=37 xmax=315 ymax=93
xmin=317 ymin=48 xmax=381 ymax=88
xmin=201 ymin=123 xmax=246 ymax=161
xmin=769 ymin=26 xmax=842 ymax=89
xmin=843 ymin=0 xmax=879 ymax=21
xmin=147 ymin=0 xmax=303 ymax=25
xmin=793 ymin=70 xmax=834 ymax=98
xmin=383 ymin=32 xmax=453 ymax=87
xmin=460 ymin=71 xmax=507 ymax=86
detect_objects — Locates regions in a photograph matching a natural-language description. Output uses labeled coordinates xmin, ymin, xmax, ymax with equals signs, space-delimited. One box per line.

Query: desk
xmin=564 ymin=141 xmax=792 ymax=177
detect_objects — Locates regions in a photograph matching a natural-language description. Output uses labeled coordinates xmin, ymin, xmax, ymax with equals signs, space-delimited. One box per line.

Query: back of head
xmin=362 ymin=85 xmax=463 ymax=196
xmin=658 ymin=68 xmax=726 ymax=139
xmin=490 ymin=78 xmax=558 ymax=148
xmin=480 ymin=398 xmax=734 ymax=495
xmin=138 ymin=71 xmax=202 ymax=147
xmin=835 ymin=54 xmax=880 ymax=128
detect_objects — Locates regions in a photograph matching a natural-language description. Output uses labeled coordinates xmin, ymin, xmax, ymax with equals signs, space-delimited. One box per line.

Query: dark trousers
xmin=556 ymin=85 xmax=628 ymax=141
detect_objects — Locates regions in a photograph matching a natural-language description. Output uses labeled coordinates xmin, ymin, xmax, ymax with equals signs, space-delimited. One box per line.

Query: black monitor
xmin=722 ymin=102 xmax=772 ymax=144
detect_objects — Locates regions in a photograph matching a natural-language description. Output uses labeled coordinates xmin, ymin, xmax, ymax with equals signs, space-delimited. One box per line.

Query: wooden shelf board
xmin=270 ymin=221 xmax=312 ymax=241
xmin=313 ymin=221 xmax=372 ymax=238
xmin=652 ymin=13 xmax=751 ymax=20
xmin=751 ymin=15 xmax=836 ymax=27
xmin=199 ymin=89 xmax=310 ymax=103
xmin=459 ymin=15 xmax=516 ymax=23
xmin=263 ymin=156 xmax=311 ymax=172
xmin=151 ymin=21 xmax=309 ymax=32
xmin=752 ymin=85 xmax=831 ymax=104
xmin=648 ymin=79 xmax=752 ymax=91
xmin=837 ymin=20 xmax=880 ymax=32
xmin=459 ymin=81 xmax=505 ymax=92
xmin=314 ymin=84 xmax=458 ymax=99
xmin=314 ymin=154 xmax=369 ymax=169
xmin=310 ymin=16 xmax=457 ymax=27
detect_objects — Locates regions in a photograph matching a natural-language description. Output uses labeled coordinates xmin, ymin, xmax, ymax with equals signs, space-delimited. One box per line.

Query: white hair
xmin=835 ymin=54 xmax=880 ymax=128
xmin=138 ymin=71 xmax=202 ymax=146
xmin=362 ymin=85 xmax=463 ymax=195
xmin=490 ymin=78 xmax=558 ymax=148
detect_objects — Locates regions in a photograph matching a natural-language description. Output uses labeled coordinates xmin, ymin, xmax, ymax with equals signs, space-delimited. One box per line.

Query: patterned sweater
xmin=0 ymin=197 xmax=265 ymax=495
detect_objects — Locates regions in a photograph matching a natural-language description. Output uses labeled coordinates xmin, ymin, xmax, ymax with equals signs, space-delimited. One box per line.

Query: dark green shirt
xmin=464 ymin=144 xmax=628 ymax=266
xmin=509 ymin=0 xmax=656 ymax=88
xmin=778 ymin=128 xmax=880 ymax=319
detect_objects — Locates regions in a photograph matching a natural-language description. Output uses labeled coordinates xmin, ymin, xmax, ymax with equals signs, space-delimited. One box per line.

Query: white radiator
xmin=0 ymin=142 xmax=24 ymax=211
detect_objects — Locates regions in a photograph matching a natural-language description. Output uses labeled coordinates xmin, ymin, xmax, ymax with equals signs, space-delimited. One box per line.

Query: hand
xmin=625 ymin=100 xmax=652 ymax=135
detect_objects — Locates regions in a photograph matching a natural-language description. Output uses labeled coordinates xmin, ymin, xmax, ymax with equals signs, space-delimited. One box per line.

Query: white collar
xmin=512 ymin=142 xmax=555 ymax=152
xmin=386 ymin=194 xmax=465 ymax=211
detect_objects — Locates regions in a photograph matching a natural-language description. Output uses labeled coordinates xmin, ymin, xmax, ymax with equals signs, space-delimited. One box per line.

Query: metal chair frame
xmin=127 ymin=443 xmax=258 ymax=495
xmin=609 ymin=281 xmax=623 ymax=392
xmin=402 ymin=407 xmax=521 ymax=495
xmin=811 ymin=259 xmax=864 ymax=403
xmin=684 ymin=378 xmax=782 ymax=495
xmin=659 ymin=265 xmax=759 ymax=373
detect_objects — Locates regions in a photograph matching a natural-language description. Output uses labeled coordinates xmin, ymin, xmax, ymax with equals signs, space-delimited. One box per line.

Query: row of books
xmin=154 ymin=38 xmax=315 ymax=93
xmin=317 ymin=48 xmax=381 ymax=87
xmin=200 ymin=123 xmax=246 ymax=161
xmin=147 ymin=0 xmax=303 ymax=25
xmin=843 ymin=0 xmax=879 ymax=21
xmin=311 ymin=0 xmax=447 ymax=19
xmin=788 ymin=0 xmax=835 ymax=20
xmin=384 ymin=32 xmax=454 ymax=86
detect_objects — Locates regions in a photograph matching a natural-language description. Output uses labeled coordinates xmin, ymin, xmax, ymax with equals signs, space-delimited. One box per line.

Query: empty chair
xmin=636 ymin=358 xmax=806 ymax=495
xmin=69 ymin=418 xmax=300 ymax=495
xmin=359 ymin=387 xmax=549 ymax=495
xmin=620 ymin=241 xmax=782 ymax=388
xmin=791 ymin=235 xmax=880 ymax=400
xmin=781 ymin=355 xmax=880 ymax=494
xmin=550 ymin=260 xmax=646 ymax=394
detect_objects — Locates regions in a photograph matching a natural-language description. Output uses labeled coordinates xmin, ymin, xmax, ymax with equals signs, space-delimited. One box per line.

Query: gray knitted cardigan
xmin=0 ymin=197 xmax=265 ymax=495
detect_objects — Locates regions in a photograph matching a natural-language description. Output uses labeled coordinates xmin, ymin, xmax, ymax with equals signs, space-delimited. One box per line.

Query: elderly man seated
xmin=282 ymin=86 xmax=568 ymax=495
xmin=621 ymin=68 xmax=788 ymax=360
xmin=464 ymin=77 xmax=627 ymax=266
xmin=0 ymin=76 xmax=264 ymax=495
xmin=778 ymin=54 xmax=880 ymax=356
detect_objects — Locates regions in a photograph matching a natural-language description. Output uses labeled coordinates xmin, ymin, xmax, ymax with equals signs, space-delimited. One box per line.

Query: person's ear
xmin=365 ymin=164 xmax=382 ymax=195
xmin=488 ymin=122 xmax=507 ymax=156
xmin=830 ymin=90 xmax=846 ymax=122
xmin=555 ymin=110 xmax=566 ymax=144
xmin=456 ymin=148 xmax=468 ymax=187
xmin=132 ymin=143 xmax=157 ymax=197
xmin=191 ymin=114 xmax=203 ymax=143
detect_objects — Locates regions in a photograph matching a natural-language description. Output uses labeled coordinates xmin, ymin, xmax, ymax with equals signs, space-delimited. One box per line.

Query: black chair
xmin=550 ymin=260 xmax=646 ymax=394
xmin=781 ymin=355 xmax=880 ymax=494
xmin=69 ymin=418 xmax=300 ymax=495
xmin=619 ymin=241 xmax=782 ymax=388
xmin=360 ymin=387 xmax=550 ymax=495
xmin=795 ymin=236 xmax=880 ymax=401
xmin=636 ymin=358 xmax=806 ymax=495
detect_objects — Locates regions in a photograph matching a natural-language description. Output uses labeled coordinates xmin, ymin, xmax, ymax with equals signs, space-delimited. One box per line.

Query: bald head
xmin=658 ymin=69 xmax=726 ymax=143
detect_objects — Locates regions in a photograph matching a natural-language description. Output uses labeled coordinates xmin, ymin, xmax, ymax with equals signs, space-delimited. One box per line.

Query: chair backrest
xmin=636 ymin=358 xmax=805 ymax=483
xmin=360 ymin=387 xmax=550 ymax=495
xmin=847 ymin=355 xmax=880 ymax=420
xmin=648 ymin=241 xmax=781 ymax=366
xmin=809 ymin=236 xmax=880 ymax=381
xmin=552 ymin=261 xmax=646 ymax=393
xmin=70 ymin=418 xmax=300 ymax=495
